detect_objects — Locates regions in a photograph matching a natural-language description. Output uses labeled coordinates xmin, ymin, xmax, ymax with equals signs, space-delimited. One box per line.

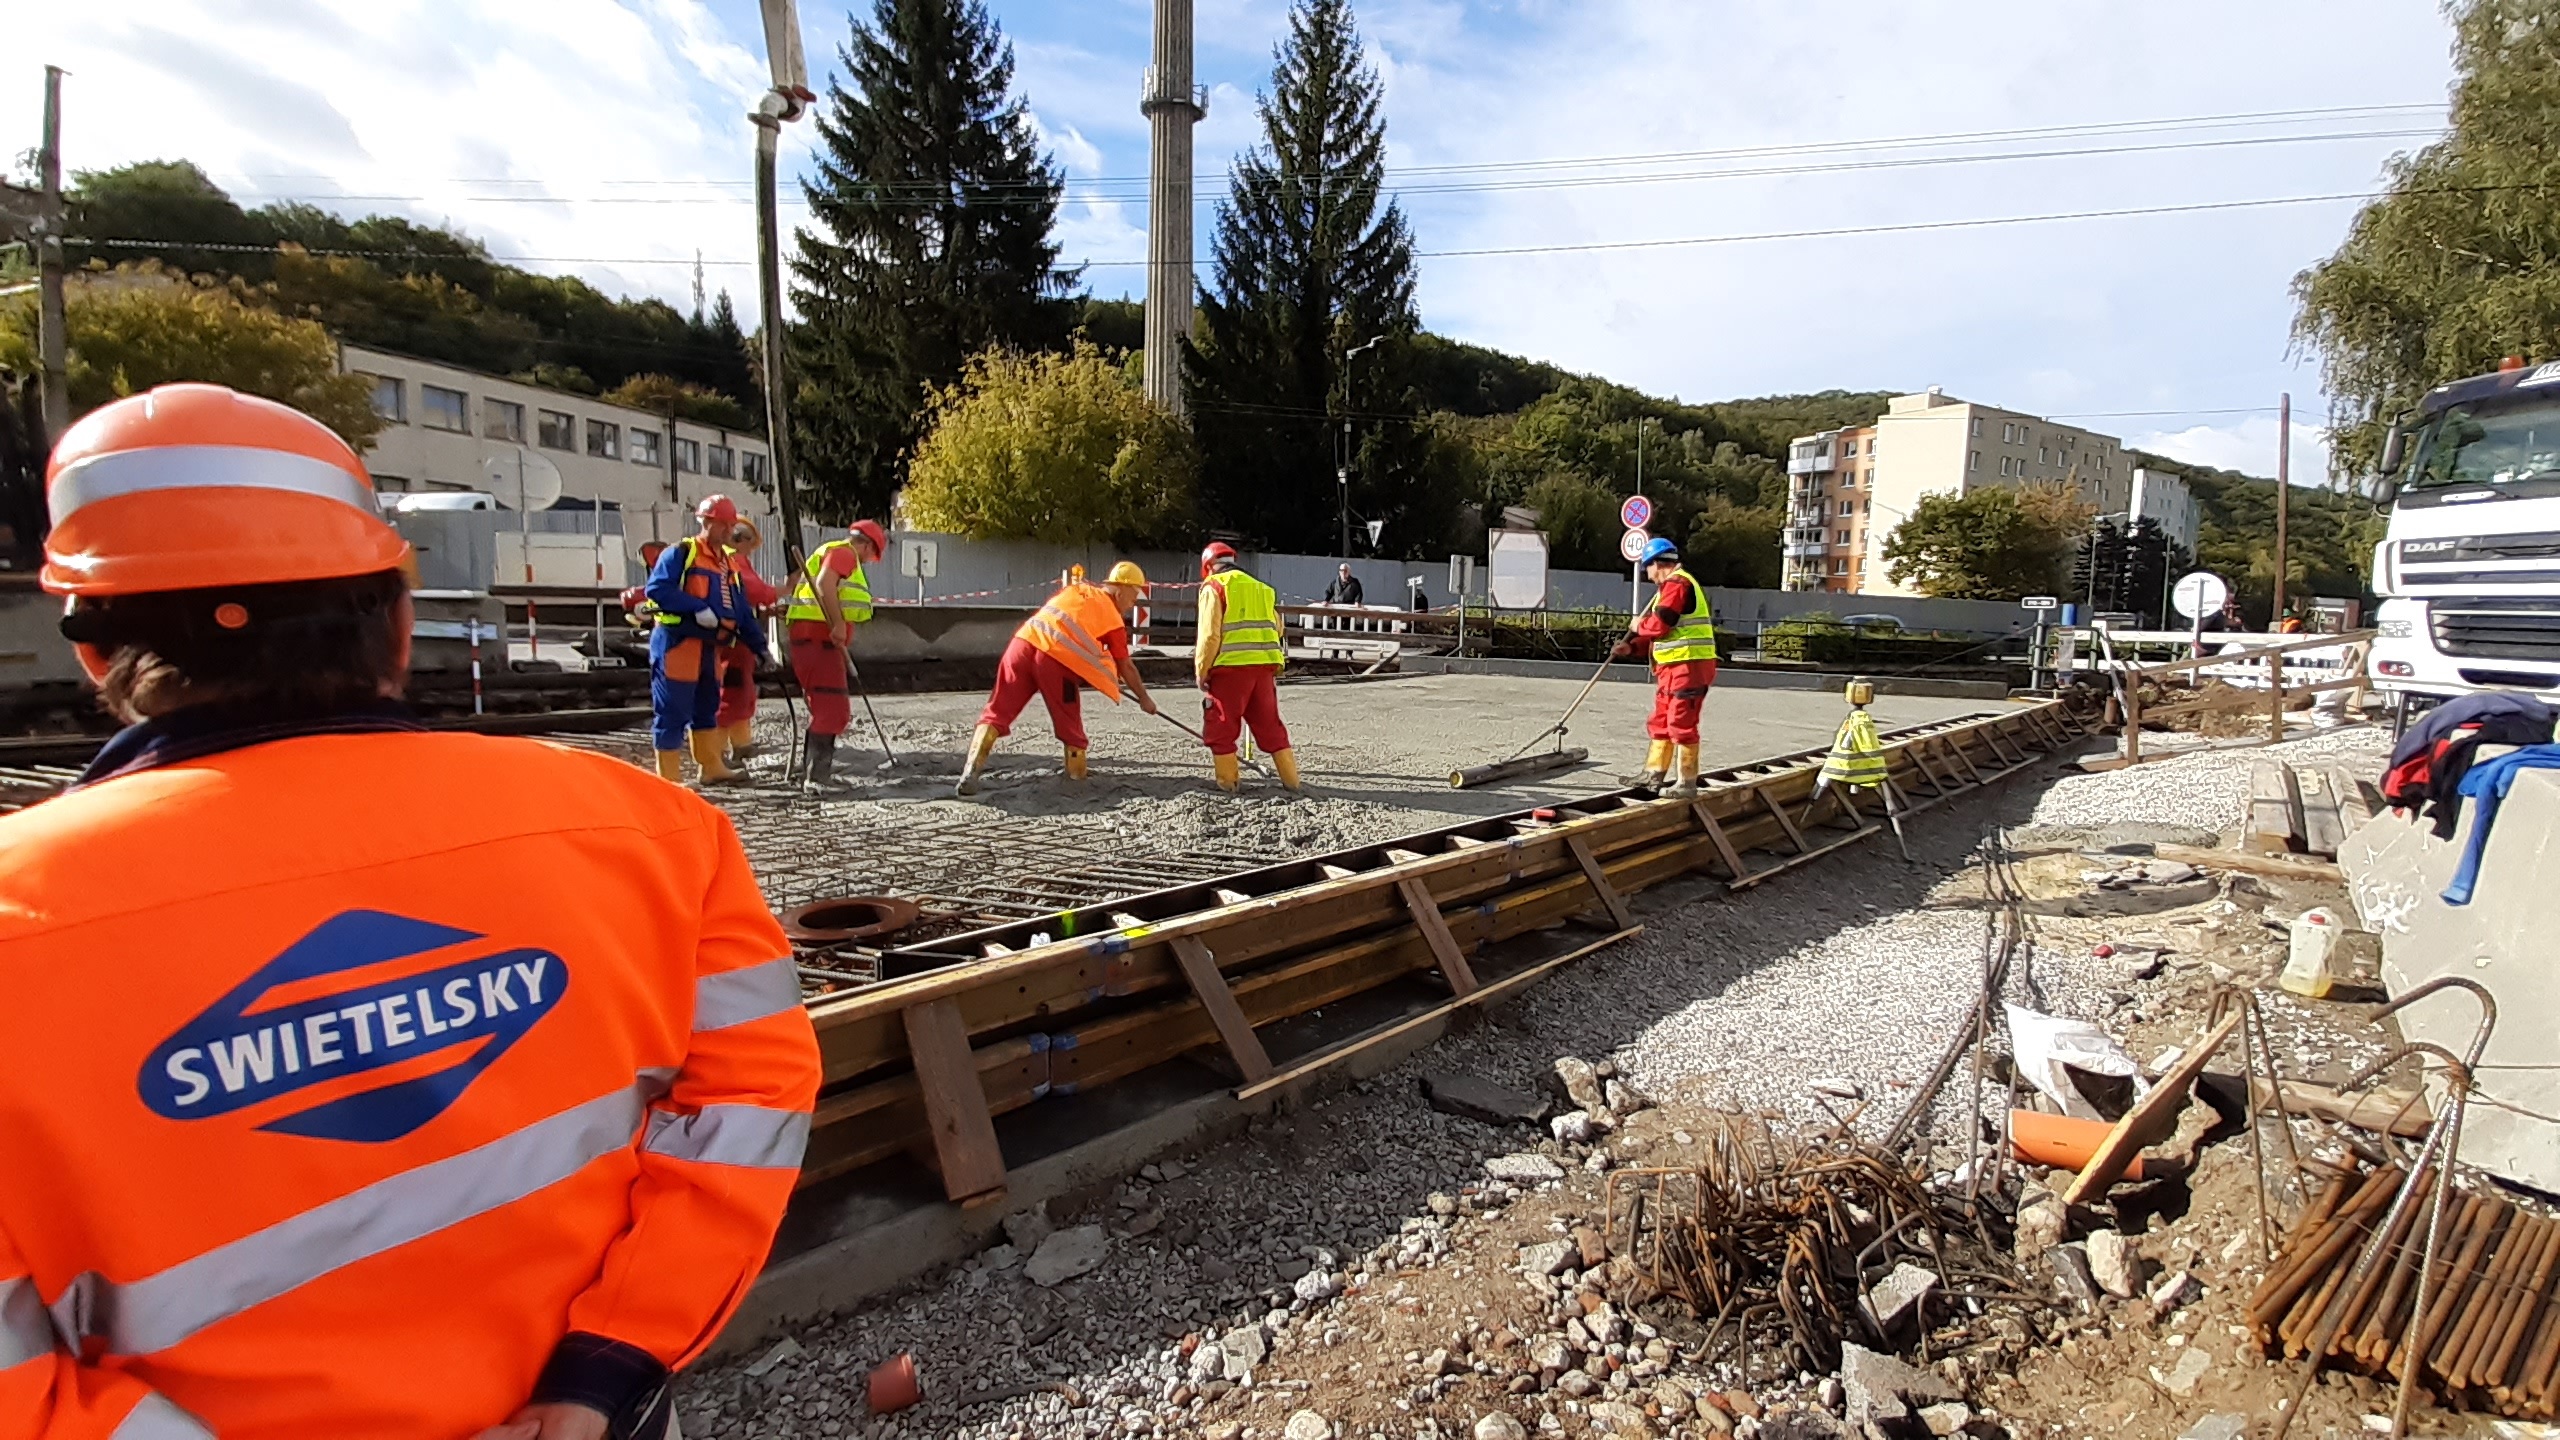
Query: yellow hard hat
xmin=1106 ymin=561 xmax=1148 ymax=588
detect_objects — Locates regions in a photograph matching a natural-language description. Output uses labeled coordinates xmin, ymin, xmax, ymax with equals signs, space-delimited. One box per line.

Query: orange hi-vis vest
xmin=0 ymin=729 xmax=819 ymax=1439
xmin=1017 ymin=582 xmax=1129 ymax=701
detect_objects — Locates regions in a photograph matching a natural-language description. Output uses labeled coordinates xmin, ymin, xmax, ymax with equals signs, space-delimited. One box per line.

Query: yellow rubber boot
xmin=955 ymin=724 xmax=1001 ymax=797
xmin=725 ymin=719 xmax=759 ymax=763
xmin=1641 ymin=739 xmax=1672 ymax=789
xmin=691 ymin=730 xmax=743 ymax=784
xmin=1213 ymin=752 xmax=1241 ymax=793
xmin=1064 ymin=747 xmax=1089 ymax=781
xmin=1272 ymin=748 xmax=1303 ymax=793
xmin=1674 ymin=743 xmax=1702 ymax=797
xmin=655 ymin=750 xmax=686 ymax=783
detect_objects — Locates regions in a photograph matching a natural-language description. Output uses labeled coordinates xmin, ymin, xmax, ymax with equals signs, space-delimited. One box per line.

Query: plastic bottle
xmin=2282 ymin=907 xmax=2341 ymax=998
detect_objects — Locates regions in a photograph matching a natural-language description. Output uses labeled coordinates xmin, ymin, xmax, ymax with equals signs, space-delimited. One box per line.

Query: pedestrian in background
xmin=1324 ymin=563 xmax=1364 ymax=606
xmin=0 ymin=385 xmax=818 ymax=1440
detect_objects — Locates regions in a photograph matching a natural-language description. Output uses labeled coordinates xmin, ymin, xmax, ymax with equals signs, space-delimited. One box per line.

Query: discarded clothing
xmin=2443 ymin=744 xmax=2560 ymax=904
xmin=2384 ymin=692 xmax=2557 ymax=839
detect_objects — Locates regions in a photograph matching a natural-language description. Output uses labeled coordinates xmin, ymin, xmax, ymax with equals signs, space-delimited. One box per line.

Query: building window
xmin=365 ymin=375 xmax=405 ymax=424
xmin=1838 ymin=500 xmax=1854 ymax=516
xmin=538 ymin=409 xmax=576 ymax=450
xmin=2039 ymin=447 xmax=2049 ymax=465
xmin=629 ymin=428 xmax=662 ymax=466
xmin=741 ymin=451 xmax=769 ymax=487
xmin=2000 ymin=423 xmax=2013 ymax=443
xmin=2018 ymin=427 xmax=2032 ymax=445
xmin=1969 ymin=450 xmax=1981 ymax=472
xmin=1970 ymin=417 xmax=1982 ymax=437
xmin=420 ymin=384 xmax=468 ymax=434
xmin=1862 ymin=498 xmax=1872 ymax=513
xmin=586 ymin=420 xmax=621 ymax=460
xmin=708 ymin=444 xmax=736 ymax=480
xmin=1840 ymin=471 xmax=1856 ymax=490
xmin=674 ymin=437 xmax=701 ymax=474
xmin=1836 ymin=530 xmax=1851 ymax=545
xmin=483 ymin=399 xmax=525 ymax=444
xmin=1831 ymin=558 xmax=1848 ymax=576
xmin=2001 ymin=457 xmax=2015 ymax=477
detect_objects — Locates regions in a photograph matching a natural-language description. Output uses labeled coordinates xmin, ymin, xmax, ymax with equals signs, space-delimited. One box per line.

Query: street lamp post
xmin=1339 ymin=336 xmax=1386 ymax=559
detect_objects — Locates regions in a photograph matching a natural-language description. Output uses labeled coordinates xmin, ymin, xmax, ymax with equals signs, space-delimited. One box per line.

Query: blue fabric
xmin=72 ymin=699 xmax=422 ymax=791
xmin=643 ymin=538 xmax=768 ymax=658
xmin=2443 ymin=744 xmax=2560 ymax=904
xmin=648 ymin=645 xmax=721 ymax=751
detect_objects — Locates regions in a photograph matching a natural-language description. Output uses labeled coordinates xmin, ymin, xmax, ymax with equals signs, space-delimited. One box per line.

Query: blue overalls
xmin=646 ymin=537 xmax=768 ymax=753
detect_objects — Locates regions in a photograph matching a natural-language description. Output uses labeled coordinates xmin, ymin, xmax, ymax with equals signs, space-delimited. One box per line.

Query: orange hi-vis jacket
xmin=0 ymin=726 xmax=819 ymax=1439
xmin=1016 ymin=582 xmax=1129 ymax=700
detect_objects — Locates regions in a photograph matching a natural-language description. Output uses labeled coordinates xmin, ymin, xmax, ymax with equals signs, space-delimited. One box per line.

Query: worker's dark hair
xmin=64 ymin=570 xmax=410 ymax=723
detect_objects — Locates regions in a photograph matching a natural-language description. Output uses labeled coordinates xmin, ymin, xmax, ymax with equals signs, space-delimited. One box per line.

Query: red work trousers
xmin=716 ymin=641 xmax=759 ymax=727
xmin=1202 ymin=665 xmax=1289 ymax=756
xmin=789 ymin=626 xmax=852 ymax=737
xmin=981 ymin=636 xmax=1090 ymax=749
xmin=1646 ymin=659 xmax=1718 ymax=744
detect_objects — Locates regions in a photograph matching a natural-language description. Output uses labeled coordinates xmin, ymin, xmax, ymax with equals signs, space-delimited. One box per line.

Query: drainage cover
xmin=781 ymin=896 xmax=922 ymax=946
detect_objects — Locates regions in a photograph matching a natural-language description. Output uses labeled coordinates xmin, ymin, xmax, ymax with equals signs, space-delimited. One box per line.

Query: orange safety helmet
xmin=42 ymin=384 xmax=410 ymax=597
xmin=850 ymin=519 xmax=889 ymax=558
xmin=696 ymin=494 xmax=740 ymax=525
xmin=1199 ymin=541 xmax=1239 ymax=579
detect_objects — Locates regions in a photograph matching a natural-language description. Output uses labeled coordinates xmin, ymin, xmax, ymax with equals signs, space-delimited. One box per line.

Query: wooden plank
xmin=2252 ymin=1077 xmax=2433 ymax=1139
xmin=2247 ymin=759 xmax=2306 ymax=855
xmin=902 ymin=998 xmax=1008 ymax=1205
xmin=2064 ymin=1008 xmax=2244 ymax=1204
xmin=2124 ymin=628 xmax=2375 ymax=680
xmin=2298 ymin=766 xmax=2347 ymax=859
xmin=1566 ymin=834 xmax=1637 ymax=931
xmin=2150 ymin=843 xmax=2343 ymax=883
xmin=1212 ymin=888 xmax=1254 ymax=906
xmin=1236 ymin=927 xmax=1641 ymax=1103
xmin=1758 ymin=787 xmax=1811 ymax=853
xmin=2328 ymin=763 xmax=2380 ymax=838
xmin=1945 ymin=737 xmax=1988 ymax=784
xmin=1170 ymin=935 xmax=1272 ymax=1083
xmin=1385 ymin=848 xmax=1430 ymax=865
xmin=1688 ymin=799 xmax=1751 ymax=881
xmin=1319 ymin=864 xmax=1360 ymax=880
xmin=1398 ymin=875 xmax=1480 ymax=997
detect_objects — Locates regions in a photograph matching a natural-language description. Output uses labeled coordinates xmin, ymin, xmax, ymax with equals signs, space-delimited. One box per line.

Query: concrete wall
xmin=2339 ymin=772 xmax=2560 ymax=1190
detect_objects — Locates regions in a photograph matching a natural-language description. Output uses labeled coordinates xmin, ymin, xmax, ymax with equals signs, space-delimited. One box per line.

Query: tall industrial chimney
xmin=1141 ymin=0 xmax=1203 ymax=416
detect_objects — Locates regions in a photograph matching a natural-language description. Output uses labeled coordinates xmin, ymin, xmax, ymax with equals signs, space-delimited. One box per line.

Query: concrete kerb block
xmin=707 ymin=1009 xmax=1460 ymax=1360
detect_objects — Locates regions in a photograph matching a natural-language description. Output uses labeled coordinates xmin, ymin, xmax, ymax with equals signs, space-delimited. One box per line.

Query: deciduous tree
xmin=1881 ymin=484 xmax=2086 ymax=599
xmin=904 ymin=344 xmax=1196 ymax=547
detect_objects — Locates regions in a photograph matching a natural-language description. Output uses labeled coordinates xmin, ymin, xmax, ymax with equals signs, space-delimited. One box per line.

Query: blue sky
xmin=13 ymin=1 xmax=2462 ymax=478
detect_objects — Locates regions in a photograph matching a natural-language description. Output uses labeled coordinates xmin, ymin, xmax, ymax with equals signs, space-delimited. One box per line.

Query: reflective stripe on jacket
xmin=1821 ymin=708 xmax=1890 ymax=789
xmin=1016 ymin=583 xmax=1127 ymax=700
xmin=784 ymin=539 xmax=875 ymax=625
xmin=1649 ymin=567 xmax=1719 ymax=665
xmin=0 ymin=731 xmax=820 ymax=1438
xmin=1204 ymin=570 xmax=1284 ymax=670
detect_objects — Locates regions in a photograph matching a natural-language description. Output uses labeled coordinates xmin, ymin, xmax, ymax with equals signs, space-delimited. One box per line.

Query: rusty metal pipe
xmin=2480 ymin=1211 xmax=2559 ymax=1398
xmin=2253 ymin=1168 xmax=2399 ymax=1328
xmin=2452 ymin=1209 xmax=2538 ymax=1391
xmin=2354 ymin=1184 xmax=2440 ymax=1365
xmin=2500 ymin=1247 xmax=2560 ymax=1408
xmin=2394 ymin=1190 xmax=2493 ymax=1376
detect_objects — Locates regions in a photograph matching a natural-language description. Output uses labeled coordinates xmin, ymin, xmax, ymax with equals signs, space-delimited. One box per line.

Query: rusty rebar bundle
xmin=1603 ymin=1118 xmax=2036 ymax=1381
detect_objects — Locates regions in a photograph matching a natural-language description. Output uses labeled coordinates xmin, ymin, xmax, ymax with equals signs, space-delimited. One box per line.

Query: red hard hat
xmin=696 ymin=494 xmax=740 ymax=525
xmin=851 ymin=520 xmax=889 ymax=556
xmin=42 ymin=384 xmax=411 ymax=597
xmin=1200 ymin=541 xmax=1238 ymax=579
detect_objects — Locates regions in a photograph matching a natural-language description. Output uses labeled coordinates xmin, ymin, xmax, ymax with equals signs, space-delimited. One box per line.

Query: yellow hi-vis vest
xmin=1204 ymin=568 xmax=1284 ymax=669
xmin=785 ymin=538 xmax=876 ymax=624
xmin=1649 ymin=567 xmax=1719 ymax=664
xmin=1821 ymin=708 xmax=1890 ymax=789
xmin=1018 ymin=582 xmax=1128 ymax=699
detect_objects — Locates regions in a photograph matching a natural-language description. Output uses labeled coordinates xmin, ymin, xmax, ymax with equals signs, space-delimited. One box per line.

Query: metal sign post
xmin=1620 ymin=495 xmax=1654 ymax=619
xmin=2172 ymin=570 xmax=2230 ymax=671
xmin=2020 ymin=594 xmax=2059 ymax=690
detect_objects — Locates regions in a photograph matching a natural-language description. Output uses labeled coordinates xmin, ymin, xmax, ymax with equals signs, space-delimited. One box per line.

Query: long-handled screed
xmin=1448 ymin=656 xmax=1611 ymax=789
xmin=1157 ymin=707 xmax=1268 ymax=776
xmin=1504 ymin=655 xmax=1613 ymax=762
xmin=840 ymin=644 xmax=898 ymax=772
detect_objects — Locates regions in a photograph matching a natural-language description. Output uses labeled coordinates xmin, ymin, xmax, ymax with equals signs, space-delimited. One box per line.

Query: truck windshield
xmin=2409 ymin=398 xmax=2560 ymax=491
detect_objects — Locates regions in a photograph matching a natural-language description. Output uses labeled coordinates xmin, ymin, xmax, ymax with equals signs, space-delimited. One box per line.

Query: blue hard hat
xmin=1639 ymin=537 xmax=1681 ymax=566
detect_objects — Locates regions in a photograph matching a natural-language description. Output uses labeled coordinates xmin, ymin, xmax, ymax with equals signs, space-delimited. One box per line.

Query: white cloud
xmin=2131 ymin=415 xmax=2336 ymax=485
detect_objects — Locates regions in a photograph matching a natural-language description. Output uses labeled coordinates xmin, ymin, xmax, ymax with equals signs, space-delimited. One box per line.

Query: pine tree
xmin=1188 ymin=0 xmax=1431 ymax=555
xmin=788 ymin=0 xmax=1075 ymax=520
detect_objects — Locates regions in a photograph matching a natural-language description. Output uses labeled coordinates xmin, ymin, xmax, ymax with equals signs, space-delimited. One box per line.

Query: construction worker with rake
xmin=1611 ymin=537 xmax=1719 ymax=795
xmin=0 ymin=385 xmax=818 ymax=1440
xmin=957 ymin=562 xmax=1159 ymax=796
xmin=1196 ymin=542 xmax=1302 ymax=793
xmin=714 ymin=517 xmax=784 ymax=771
xmin=783 ymin=519 xmax=887 ymax=788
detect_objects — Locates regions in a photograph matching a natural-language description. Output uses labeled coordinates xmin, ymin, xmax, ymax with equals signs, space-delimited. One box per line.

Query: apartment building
xmin=341 ymin=343 xmax=777 ymax=556
xmin=1781 ymin=424 xmax=1878 ymax=593
xmin=1782 ymin=388 xmax=2129 ymax=597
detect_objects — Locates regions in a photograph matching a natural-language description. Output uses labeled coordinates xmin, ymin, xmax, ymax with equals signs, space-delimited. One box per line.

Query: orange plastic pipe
xmin=2011 ymin=1109 xmax=2144 ymax=1179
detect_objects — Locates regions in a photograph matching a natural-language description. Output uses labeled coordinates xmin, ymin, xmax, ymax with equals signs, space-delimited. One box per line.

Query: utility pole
xmin=2273 ymin=391 xmax=2291 ymax=630
xmin=752 ymin=1 xmax=816 ymax=579
xmin=36 ymin=66 xmax=69 ymax=441
xmin=1141 ymin=0 xmax=1203 ymax=416
xmin=1338 ymin=336 xmax=1383 ymax=559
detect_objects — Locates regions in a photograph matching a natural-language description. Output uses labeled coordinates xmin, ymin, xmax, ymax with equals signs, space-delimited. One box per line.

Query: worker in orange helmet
xmin=1195 ymin=542 xmax=1301 ymax=793
xmin=782 ymin=519 xmax=887 ymax=789
xmin=956 ymin=561 xmax=1158 ymax=796
xmin=645 ymin=494 xmax=768 ymax=785
xmin=714 ymin=517 xmax=783 ymax=770
xmin=0 ymin=385 xmax=819 ymax=1440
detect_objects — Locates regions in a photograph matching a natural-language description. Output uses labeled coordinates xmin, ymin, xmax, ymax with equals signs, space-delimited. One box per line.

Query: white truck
xmin=2368 ymin=361 xmax=2560 ymax=718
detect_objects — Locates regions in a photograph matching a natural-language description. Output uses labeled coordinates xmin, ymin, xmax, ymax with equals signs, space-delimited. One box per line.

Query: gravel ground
xmin=2026 ymin=725 xmax=2390 ymax=832
xmin=676 ymin=719 xmax=2383 ymax=1440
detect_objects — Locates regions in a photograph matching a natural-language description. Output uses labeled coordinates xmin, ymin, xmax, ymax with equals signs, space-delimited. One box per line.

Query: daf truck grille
xmin=2431 ymin=598 xmax=2560 ymax=662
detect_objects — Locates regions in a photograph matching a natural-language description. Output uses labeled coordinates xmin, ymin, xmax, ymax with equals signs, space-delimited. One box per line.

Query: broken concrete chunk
xmin=1423 ymin=1071 xmax=1549 ymax=1127
xmin=1023 ymin=1225 xmax=1110 ymax=1287
xmin=1809 ymin=1077 xmax=1864 ymax=1101
xmin=1918 ymin=1401 xmax=1972 ymax=1436
xmin=1859 ymin=1261 xmax=1941 ymax=1336
xmin=1603 ymin=1077 xmax=1654 ymax=1113
xmin=742 ymin=1335 xmax=803 ymax=1378
xmin=1586 ymin=1399 xmax=1651 ymax=1436
xmin=1527 ymin=1335 xmax=1572 ymax=1372
xmin=2086 ymin=1229 xmax=2140 ymax=1299
xmin=2151 ymin=1346 xmax=2212 ymax=1396
xmin=1224 ymin=1323 xmax=1267 ymax=1375
xmin=1839 ymin=1342 xmax=1960 ymax=1428
xmin=1519 ymin=1239 xmax=1576 ymax=1278
xmin=2150 ymin=1269 xmax=2203 ymax=1312
xmin=1550 ymin=1111 xmax=1595 ymax=1145
xmin=2178 ymin=1416 xmax=2246 ymax=1440
xmin=2048 ymin=1242 xmax=2104 ymax=1310
xmin=2013 ymin=1192 xmax=2067 ymax=1261
xmin=1292 ymin=1268 xmax=1342 ymax=1303
xmin=978 ymin=1242 xmax=1019 ymax=1271
xmin=1190 ymin=1341 xmax=1227 ymax=1379
xmin=1001 ymin=1208 xmax=1054 ymax=1254
xmin=1283 ymin=1409 xmax=1332 ymax=1440
xmin=1485 ymin=1152 xmax=1565 ymax=1184
xmin=1473 ymin=1416 xmax=1529 ymax=1440
xmin=1555 ymin=1057 xmax=1607 ymax=1112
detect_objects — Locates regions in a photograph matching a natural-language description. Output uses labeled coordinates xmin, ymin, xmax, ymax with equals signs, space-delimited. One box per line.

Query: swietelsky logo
xmin=139 ymin=910 xmax=569 ymax=1142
